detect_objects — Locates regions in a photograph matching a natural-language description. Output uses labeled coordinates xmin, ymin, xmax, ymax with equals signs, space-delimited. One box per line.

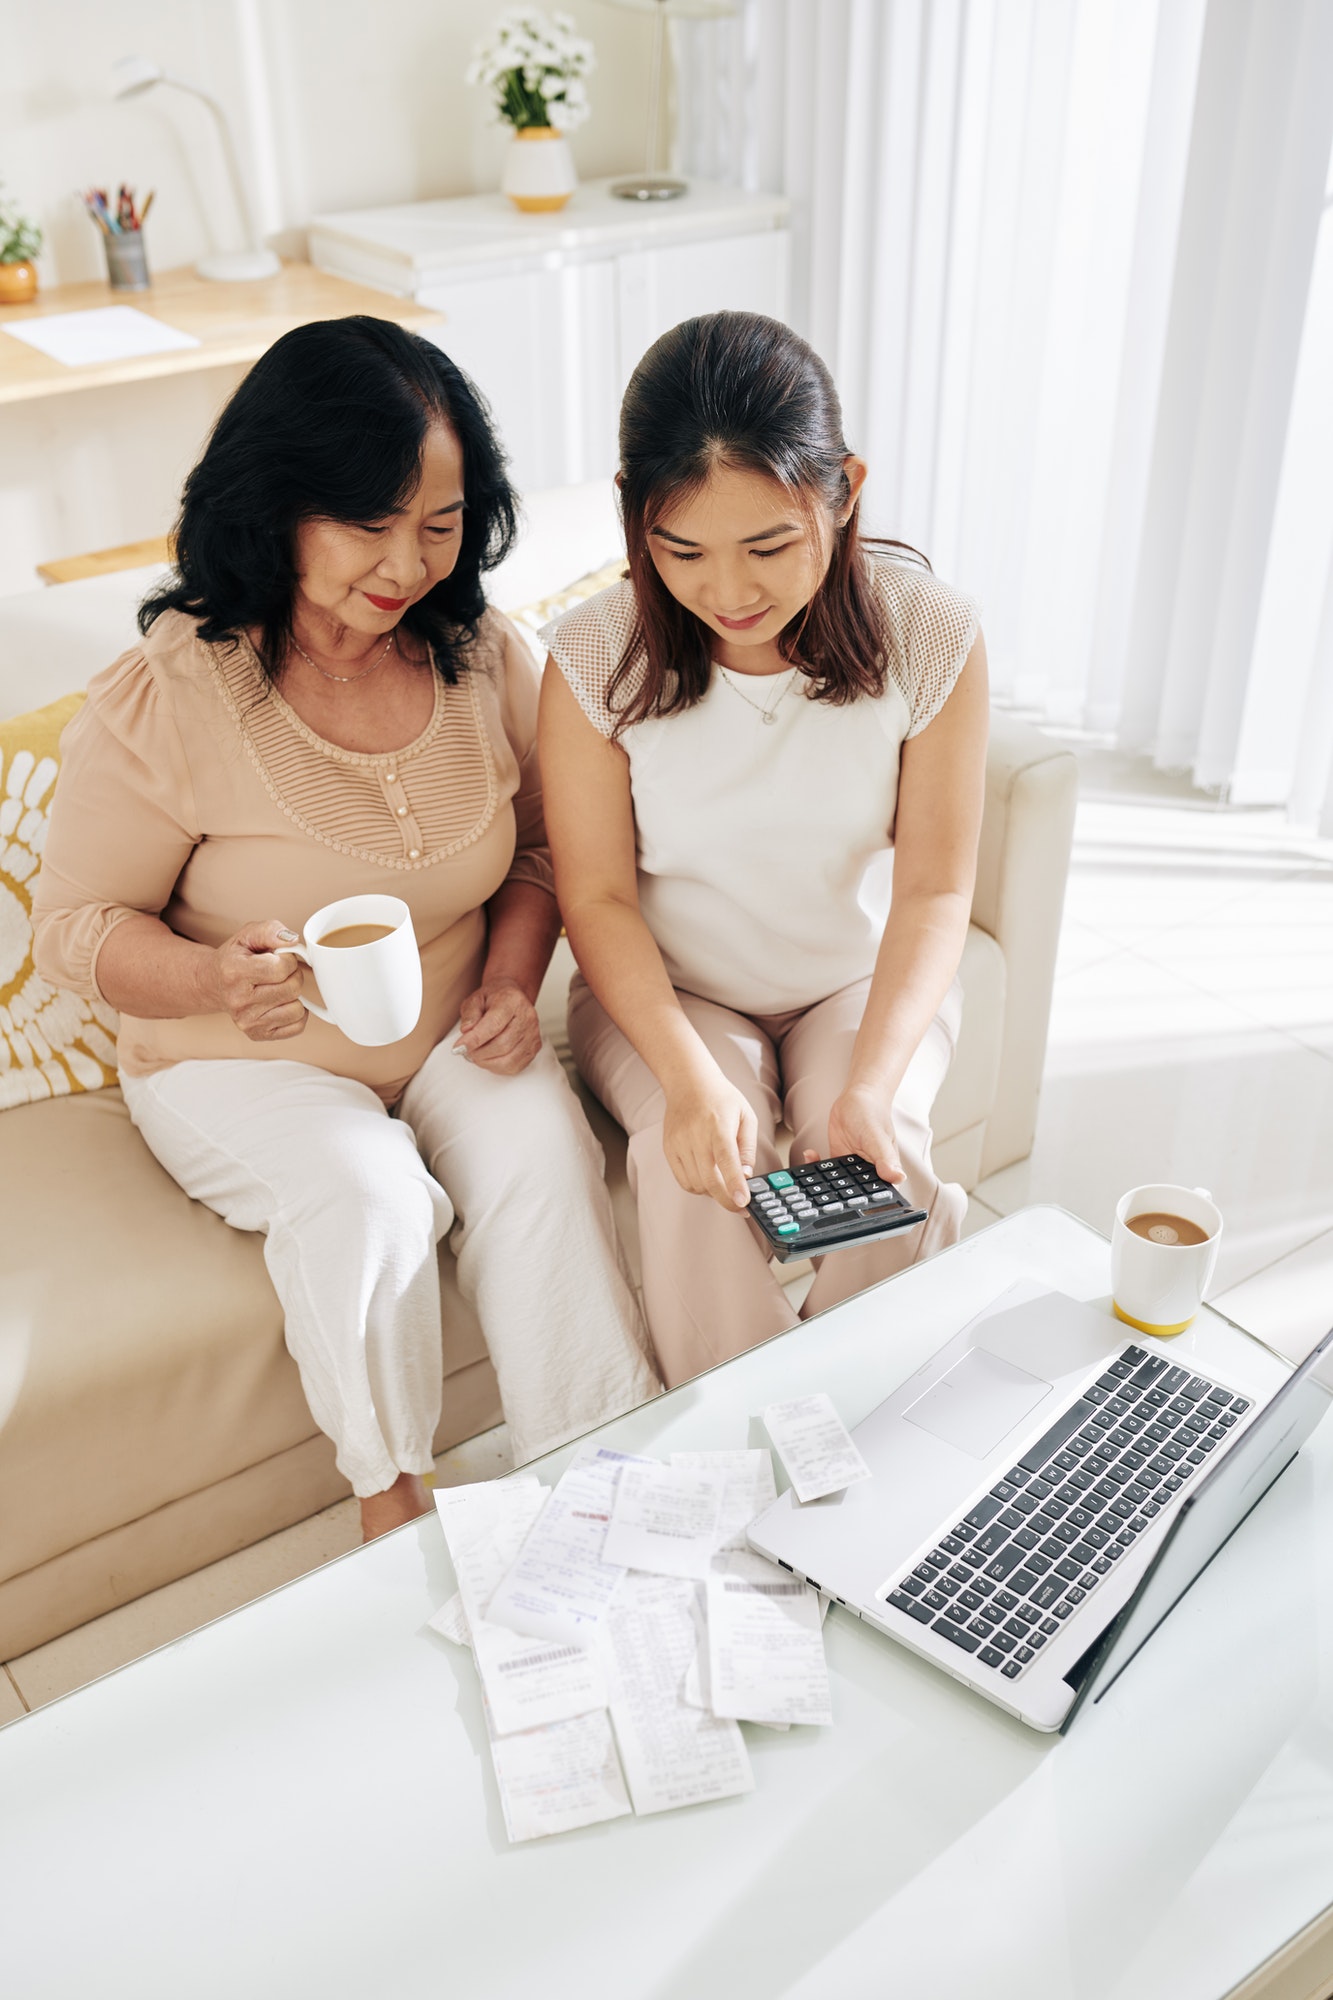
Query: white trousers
xmin=121 ymin=1038 xmax=659 ymax=1496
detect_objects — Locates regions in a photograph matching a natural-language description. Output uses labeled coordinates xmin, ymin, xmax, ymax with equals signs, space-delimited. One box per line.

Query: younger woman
xmin=538 ymin=311 xmax=988 ymax=1385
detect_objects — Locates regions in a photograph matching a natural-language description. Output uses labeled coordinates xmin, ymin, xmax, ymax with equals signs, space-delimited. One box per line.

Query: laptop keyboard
xmin=884 ymin=1345 xmax=1250 ymax=1684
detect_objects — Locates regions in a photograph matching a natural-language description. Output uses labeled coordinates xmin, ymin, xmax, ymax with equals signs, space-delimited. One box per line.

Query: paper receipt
xmin=706 ymin=1549 xmax=833 ymax=1726
xmin=605 ymin=1574 xmax=753 ymax=1814
xmin=485 ymin=1702 xmax=631 ymax=1843
xmin=486 ymin=1457 xmax=628 ymax=1645
xmin=602 ymin=1463 xmax=727 ymax=1579
xmin=762 ymin=1393 xmax=871 ymax=1502
xmin=434 ymin=1475 xmax=607 ymax=1734
xmin=669 ymin=1449 xmax=777 ymax=1551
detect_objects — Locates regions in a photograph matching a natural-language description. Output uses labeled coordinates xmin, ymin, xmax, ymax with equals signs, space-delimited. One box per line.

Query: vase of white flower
xmin=467 ymin=8 xmax=595 ymax=214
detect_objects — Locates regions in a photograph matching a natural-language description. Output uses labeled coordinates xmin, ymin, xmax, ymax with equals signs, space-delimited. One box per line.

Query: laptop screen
xmin=1062 ymin=1326 xmax=1333 ymax=1733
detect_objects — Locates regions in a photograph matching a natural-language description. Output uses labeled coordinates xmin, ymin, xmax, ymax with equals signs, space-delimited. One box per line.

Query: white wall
xmin=1 ymin=0 xmax=655 ymax=284
xmin=0 ymin=0 xmax=653 ymax=596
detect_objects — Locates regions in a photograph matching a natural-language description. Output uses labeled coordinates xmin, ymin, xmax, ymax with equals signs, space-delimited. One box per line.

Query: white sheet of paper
xmin=3 ymin=306 xmax=200 ymax=368
xmin=486 ymin=1458 xmax=628 ymax=1644
xmin=602 ymin=1462 xmax=727 ymax=1579
xmin=763 ymin=1392 xmax=871 ymax=1502
xmin=706 ymin=1550 xmax=833 ymax=1726
xmin=670 ymin=1448 xmax=777 ymax=1551
xmin=605 ymin=1574 xmax=753 ymax=1814
xmin=428 ymin=1592 xmax=470 ymax=1647
xmin=485 ymin=1701 xmax=631 ymax=1843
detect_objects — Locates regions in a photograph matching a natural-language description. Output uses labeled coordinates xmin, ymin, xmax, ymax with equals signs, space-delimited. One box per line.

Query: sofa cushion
xmin=0 ymin=1087 xmax=490 ymax=1590
xmin=1 ymin=693 xmax=118 ymax=1108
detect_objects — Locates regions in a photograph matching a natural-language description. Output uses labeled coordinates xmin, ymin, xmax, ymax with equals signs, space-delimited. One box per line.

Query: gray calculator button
xmin=846 ymin=1194 xmax=869 ymax=1206
xmin=746 ymin=1178 xmax=769 ymax=1194
xmin=820 ymin=1201 xmax=846 ymax=1215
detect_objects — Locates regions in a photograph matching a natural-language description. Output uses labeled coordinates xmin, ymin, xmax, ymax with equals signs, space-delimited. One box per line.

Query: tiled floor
xmin=4 ymin=736 xmax=1330 ymax=1720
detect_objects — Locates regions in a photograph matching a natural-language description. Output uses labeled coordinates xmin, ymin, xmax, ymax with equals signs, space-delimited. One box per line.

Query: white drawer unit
xmin=310 ymin=179 xmax=791 ymax=492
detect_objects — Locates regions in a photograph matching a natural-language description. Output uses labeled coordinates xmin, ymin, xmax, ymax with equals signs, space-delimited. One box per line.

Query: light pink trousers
xmin=122 ymin=1036 xmax=658 ymax=1497
xmin=569 ymin=973 xmax=967 ymax=1388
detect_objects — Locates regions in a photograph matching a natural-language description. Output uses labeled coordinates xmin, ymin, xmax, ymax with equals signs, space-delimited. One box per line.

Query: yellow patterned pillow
xmin=509 ymin=558 xmax=627 ymax=652
xmin=1 ymin=693 xmax=118 ymax=1109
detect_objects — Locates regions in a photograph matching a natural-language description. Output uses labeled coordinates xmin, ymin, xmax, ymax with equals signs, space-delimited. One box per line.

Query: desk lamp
xmin=112 ymin=55 xmax=281 ymax=282
xmin=602 ymin=0 xmax=737 ymax=201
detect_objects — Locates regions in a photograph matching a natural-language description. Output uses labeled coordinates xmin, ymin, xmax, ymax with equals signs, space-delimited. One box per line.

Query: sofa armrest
xmin=971 ymin=712 xmax=1078 ymax=1179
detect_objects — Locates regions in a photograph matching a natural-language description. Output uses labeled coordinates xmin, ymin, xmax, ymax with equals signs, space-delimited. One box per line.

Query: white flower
xmin=467 ymin=5 xmax=595 ymax=131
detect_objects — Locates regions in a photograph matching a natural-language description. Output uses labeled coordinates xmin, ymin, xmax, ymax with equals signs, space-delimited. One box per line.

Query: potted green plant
xmin=467 ymin=8 xmax=595 ymax=213
xmin=0 ymin=186 xmax=43 ymax=304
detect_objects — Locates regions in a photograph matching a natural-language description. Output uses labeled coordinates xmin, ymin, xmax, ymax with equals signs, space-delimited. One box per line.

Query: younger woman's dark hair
xmin=612 ymin=310 xmax=924 ymax=731
xmin=139 ymin=316 xmax=518 ymax=680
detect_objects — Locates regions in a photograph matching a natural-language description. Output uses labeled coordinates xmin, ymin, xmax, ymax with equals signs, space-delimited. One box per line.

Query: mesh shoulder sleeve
xmin=870 ymin=557 xmax=980 ymax=738
xmin=539 ymin=581 xmax=643 ymax=739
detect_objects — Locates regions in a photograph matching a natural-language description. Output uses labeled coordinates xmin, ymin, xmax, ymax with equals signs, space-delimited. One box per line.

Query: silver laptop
xmin=748 ymin=1286 xmax=1333 ymax=1732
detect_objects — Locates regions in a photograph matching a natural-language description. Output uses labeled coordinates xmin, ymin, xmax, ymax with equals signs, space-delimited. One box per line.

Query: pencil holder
xmin=104 ymin=233 xmax=149 ymax=291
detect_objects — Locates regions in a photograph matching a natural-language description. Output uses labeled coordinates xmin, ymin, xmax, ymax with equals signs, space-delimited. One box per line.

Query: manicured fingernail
xmin=277 ymin=927 xmax=299 ymax=942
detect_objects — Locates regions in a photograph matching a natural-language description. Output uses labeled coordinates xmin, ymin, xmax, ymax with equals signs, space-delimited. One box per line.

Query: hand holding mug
xmin=208 ymin=919 xmax=309 ymax=1042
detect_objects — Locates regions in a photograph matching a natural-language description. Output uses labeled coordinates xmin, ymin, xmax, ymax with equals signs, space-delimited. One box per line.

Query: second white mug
xmin=287 ymin=894 xmax=422 ymax=1047
xmin=1111 ymin=1183 xmax=1223 ymax=1337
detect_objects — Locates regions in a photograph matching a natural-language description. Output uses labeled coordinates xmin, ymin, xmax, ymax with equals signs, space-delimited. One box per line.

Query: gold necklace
xmin=291 ymin=630 xmax=397 ymax=684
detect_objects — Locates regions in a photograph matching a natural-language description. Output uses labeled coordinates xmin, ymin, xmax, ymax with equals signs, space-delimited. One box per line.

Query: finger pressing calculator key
xmin=743 ymin=1155 xmax=927 ymax=1262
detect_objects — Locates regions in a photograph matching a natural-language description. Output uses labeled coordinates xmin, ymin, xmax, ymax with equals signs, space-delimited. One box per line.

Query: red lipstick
xmin=363 ymin=591 xmax=408 ymax=611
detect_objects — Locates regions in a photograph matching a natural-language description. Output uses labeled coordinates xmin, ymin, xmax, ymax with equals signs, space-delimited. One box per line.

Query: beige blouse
xmin=31 ymin=606 xmax=554 ymax=1103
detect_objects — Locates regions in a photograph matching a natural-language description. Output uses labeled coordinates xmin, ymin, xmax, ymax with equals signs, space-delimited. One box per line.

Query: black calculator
xmin=743 ymin=1155 xmax=927 ymax=1262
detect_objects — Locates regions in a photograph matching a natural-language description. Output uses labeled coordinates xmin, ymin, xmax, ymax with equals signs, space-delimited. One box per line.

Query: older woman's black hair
xmin=610 ymin=310 xmax=923 ymax=734
xmin=140 ymin=316 xmax=518 ymax=681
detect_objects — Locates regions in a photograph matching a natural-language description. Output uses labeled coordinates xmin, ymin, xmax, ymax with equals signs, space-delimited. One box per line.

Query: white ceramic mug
xmin=1111 ymin=1183 xmax=1223 ymax=1337
xmin=287 ymin=895 xmax=422 ymax=1047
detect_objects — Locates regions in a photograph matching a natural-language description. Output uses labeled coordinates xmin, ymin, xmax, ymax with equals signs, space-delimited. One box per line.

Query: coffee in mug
xmin=286 ymin=895 xmax=422 ymax=1046
xmin=318 ymin=924 xmax=396 ymax=950
xmin=1111 ymin=1184 xmax=1222 ymax=1337
xmin=1126 ymin=1211 xmax=1210 ymax=1247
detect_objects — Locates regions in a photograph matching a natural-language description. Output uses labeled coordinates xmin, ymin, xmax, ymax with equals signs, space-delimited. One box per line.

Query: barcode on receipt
xmin=496 ymin=1646 xmax=586 ymax=1673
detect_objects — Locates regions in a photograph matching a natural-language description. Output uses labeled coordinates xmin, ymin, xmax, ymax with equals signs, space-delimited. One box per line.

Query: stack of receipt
xmin=430 ymin=1441 xmax=834 ymax=1842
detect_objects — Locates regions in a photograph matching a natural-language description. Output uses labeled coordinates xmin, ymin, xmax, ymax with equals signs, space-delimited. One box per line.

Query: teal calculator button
xmin=768 ymin=1171 xmax=794 ymax=1188
xmin=777 ymin=1221 xmax=800 ymax=1235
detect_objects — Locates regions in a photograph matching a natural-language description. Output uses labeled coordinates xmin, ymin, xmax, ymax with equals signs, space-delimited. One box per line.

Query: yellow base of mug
xmin=1113 ymin=1301 xmax=1194 ymax=1338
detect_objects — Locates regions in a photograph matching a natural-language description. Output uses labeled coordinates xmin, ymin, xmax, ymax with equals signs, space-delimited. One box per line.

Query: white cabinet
xmin=309 ymin=179 xmax=790 ymax=494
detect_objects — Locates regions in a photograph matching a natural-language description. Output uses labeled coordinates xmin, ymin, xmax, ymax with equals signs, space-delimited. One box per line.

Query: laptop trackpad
xmin=903 ymin=1348 xmax=1052 ymax=1457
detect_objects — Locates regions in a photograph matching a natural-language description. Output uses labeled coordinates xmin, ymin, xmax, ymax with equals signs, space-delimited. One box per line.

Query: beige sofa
xmin=0 ymin=487 xmax=1077 ymax=1657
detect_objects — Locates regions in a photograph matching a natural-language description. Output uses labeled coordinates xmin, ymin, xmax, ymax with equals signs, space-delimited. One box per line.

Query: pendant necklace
xmin=718 ymin=664 xmax=799 ymax=725
xmin=291 ymin=630 xmax=397 ymax=684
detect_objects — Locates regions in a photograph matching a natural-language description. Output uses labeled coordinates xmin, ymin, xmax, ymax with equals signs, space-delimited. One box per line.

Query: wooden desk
xmin=0 ymin=260 xmax=440 ymax=406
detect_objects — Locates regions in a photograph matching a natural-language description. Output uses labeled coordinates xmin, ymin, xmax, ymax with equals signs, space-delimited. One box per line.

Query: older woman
xmin=32 ymin=316 xmax=657 ymax=1539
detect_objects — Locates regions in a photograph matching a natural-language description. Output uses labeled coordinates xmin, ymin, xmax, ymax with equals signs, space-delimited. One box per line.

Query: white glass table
xmin=2 ymin=1206 xmax=1329 ymax=2000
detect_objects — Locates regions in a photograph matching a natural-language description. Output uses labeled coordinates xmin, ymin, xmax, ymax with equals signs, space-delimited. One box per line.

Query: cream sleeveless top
xmin=542 ymin=554 xmax=978 ymax=1015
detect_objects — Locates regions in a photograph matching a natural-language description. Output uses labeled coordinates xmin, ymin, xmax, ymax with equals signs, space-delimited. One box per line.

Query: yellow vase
xmin=0 ymin=261 xmax=38 ymax=304
xmin=501 ymin=127 xmax=577 ymax=214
